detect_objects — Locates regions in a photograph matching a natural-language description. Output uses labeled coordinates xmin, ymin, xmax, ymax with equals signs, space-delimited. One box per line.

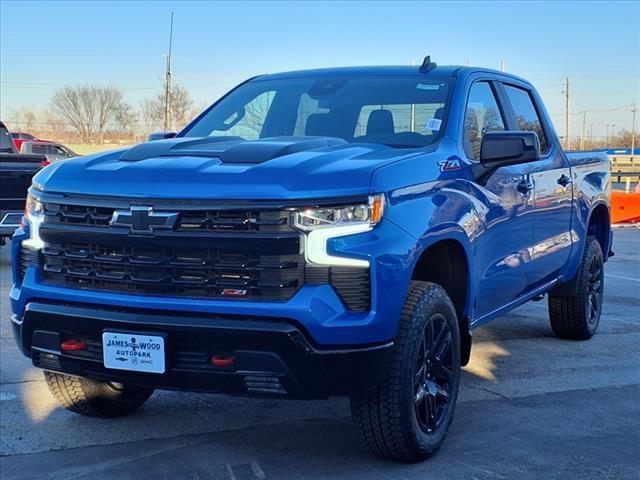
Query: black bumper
xmin=13 ymin=302 xmax=393 ymax=399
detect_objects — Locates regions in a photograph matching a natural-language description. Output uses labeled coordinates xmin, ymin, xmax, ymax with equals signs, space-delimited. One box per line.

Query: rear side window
xmin=464 ymin=82 xmax=505 ymax=160
xmin=503 ymin=85 xmax=549 ymax=153
xmin=31 ymin=144 xmax=48 ymax=155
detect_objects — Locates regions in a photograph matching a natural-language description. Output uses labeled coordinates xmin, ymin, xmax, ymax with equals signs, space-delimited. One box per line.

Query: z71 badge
xmin=438 ymin=158 xmax=461 ymax=172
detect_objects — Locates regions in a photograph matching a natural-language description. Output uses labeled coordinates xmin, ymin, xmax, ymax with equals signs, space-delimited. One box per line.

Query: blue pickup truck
xmin=11 ymin=59 xmax=611 ymax=461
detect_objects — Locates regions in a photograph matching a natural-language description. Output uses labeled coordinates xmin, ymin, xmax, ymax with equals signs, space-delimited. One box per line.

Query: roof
xmin=256 ymin=65 xmax=460 ymax=81
xmin=253 ymin=65 xmax=530 ymax=84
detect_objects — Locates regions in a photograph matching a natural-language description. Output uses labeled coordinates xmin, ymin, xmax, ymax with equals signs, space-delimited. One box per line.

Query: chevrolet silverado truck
xmin=10 ymin=59 xmax=612 ymax=461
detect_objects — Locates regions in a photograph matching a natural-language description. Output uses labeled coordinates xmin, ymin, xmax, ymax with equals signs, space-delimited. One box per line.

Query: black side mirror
xmin=148 ymin=131 xmax=177 ymax=142
xmin=479 ymin=131 xmax=540 ymax=168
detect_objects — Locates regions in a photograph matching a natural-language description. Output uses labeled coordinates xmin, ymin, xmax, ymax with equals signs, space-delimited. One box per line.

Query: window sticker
xmin=416 ymin=83 xmax=441 ymax=91
xmin=426 ymin=118 xmax=442 ymax=131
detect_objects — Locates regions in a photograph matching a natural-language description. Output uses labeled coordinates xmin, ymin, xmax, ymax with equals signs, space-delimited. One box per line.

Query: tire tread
xmin=350 ymin=281 xmax=459 ymax=461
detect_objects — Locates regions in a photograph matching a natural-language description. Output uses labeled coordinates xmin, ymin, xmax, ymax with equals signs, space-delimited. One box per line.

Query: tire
xmin=44 ymin=371 xmax=154 ymax=417
xmin=548 ymin=236 xmax=604 ymax=340
xmin=350 ymin=281 xmax=461 ymax=462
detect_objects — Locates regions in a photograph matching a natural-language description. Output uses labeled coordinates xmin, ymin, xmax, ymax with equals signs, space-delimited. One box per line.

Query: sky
xmin=1 ymin=0 xmax=639 ymax=139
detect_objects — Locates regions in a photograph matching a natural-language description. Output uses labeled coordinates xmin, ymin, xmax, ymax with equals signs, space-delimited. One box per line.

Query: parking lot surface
xmin=1 ymin=228 xmax=638 ymax=479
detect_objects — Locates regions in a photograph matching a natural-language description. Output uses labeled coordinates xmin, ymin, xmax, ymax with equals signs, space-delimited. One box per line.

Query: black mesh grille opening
xmin=42 ymin=243 xmax=304 ymax=301
xmin=19 ymin=245 xmax=40 ymax=283
xmin=43 ymin=203 xmax=294 ymax=233
xmin=330 ymin=267 xmax=371 ymax=312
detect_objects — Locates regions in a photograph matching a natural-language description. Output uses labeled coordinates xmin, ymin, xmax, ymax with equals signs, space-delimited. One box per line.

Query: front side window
xmin=503 ymin=85 xmax=549 ymax=153
xmin=464 ymin=82 xmax=505 ymax=160
xmin=183 ymin=76 xmax=452 ymax=148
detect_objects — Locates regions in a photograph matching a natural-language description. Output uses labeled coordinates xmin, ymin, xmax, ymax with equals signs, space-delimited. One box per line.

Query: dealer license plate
xmin=102 ymin=332 xmax=165 ymax=374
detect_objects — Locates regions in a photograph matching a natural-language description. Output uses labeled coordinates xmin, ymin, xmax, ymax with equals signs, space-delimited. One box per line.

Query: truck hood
xmin=34 ymin=136 xmax=429 ymax=200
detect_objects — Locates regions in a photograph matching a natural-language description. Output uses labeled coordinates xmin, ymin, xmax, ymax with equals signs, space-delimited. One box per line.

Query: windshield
xmin=182 ymin=75 xmax=452 ymax=148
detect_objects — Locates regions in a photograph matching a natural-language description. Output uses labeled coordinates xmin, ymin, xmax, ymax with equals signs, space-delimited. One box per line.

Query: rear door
xmin=463 ymin=79 xmax=536 ymax=317
xmin=499 ymin=82 xmax=573 ymax=287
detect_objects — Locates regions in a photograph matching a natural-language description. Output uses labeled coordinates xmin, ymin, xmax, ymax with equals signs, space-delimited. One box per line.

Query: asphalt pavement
xmin=1 ymin=228 xmax=639 ymax=479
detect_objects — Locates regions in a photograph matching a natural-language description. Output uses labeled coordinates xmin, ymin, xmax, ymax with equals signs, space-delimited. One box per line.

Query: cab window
xmin=503 ymin=85 xmax=549 ymax=153
xmin=464 ymin=82 xmax=505 ymax=160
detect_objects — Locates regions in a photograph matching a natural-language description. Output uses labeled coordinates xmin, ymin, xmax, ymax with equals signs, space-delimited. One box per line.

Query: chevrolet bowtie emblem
xmin=110 ymin=206 xmax=179 ymax=234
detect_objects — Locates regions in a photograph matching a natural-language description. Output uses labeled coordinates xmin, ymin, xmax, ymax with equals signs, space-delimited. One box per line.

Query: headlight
xmin=294 ymin=194 xmax=385 ymax=268
xmin=293 ymin=194 xmax=385 ymax=231
xmin=23 ymin=192 xmax=45 ymax=250
xmin=25 ymin=192 xmax=43 ymax=220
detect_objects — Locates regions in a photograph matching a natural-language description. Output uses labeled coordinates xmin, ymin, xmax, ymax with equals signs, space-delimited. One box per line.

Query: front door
xmin=462 ymin=80 xmax=536 ymax=317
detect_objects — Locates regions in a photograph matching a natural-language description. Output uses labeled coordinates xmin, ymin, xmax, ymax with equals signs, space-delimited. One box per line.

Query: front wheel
xmin=350 ymin=281 xmax=461 ymax=462
xmin=44 ymin=371 xmax=154 ymax=417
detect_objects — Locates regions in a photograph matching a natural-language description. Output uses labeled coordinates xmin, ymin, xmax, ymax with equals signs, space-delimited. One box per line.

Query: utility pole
xmin=631 ymin=103 xmax=637 ymax=160
xmin=563 ymin=78 xmax=571 ymax=150
xmin=500 ymin=60 xmax=506 ymax=72
xmin=589 ymin=123 xmax=593 ymax=149
xmin=606 ymin=124 xmax=610 ymax=147
xmin=579 ymin=111 xmax=586 ymax=151
xmin=163 ymin=12 xmax=174 ymax=133
xmin=611 ymin=124 xmax=616 ymax=146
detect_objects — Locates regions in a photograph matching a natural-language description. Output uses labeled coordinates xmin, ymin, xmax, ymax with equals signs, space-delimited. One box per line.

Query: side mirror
xmin=148 ymin=131 xmax=177 ymax=142
xmin=479 ymin=131 xmax=540 ymax=168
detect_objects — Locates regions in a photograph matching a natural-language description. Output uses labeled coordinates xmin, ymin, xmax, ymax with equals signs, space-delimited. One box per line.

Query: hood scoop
xmin=119 ymin=136 xmax=347 ymax=164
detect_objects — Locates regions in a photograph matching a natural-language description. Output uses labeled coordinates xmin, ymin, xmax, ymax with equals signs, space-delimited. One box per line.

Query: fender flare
xmin=412 ymin=225 xmax=475 ymax=365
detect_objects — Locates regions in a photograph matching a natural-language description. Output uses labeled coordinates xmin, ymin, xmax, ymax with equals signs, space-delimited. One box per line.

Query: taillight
xmin=41 ymin=159 xmax=51 ymax=167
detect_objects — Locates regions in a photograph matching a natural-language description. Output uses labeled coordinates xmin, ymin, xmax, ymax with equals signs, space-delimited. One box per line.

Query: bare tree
xmin=612 ymin=129 xmax=638 ymax=148
xmin=114 ymin=103 xmax=138 ymax=135
xmin=141 ymin=84 xmax=197 ymax=133
xmin=51 ymin=85 xmax=127 ymax=143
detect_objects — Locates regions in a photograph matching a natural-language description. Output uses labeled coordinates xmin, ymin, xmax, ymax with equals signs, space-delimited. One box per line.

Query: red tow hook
xmin=211 ymin=355 xmax=236 ymax=367
xmin=61 ymin=339 xmax=87 ymax=351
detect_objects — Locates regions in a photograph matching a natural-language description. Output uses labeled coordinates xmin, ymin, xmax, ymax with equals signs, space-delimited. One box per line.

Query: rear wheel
xmin=350 ymin=281 xmax=461 ymax=462
xmin=44 ymin=371 xmax=154 ymax=417
xmin=548 ymin=237 xmax=604 ymax=340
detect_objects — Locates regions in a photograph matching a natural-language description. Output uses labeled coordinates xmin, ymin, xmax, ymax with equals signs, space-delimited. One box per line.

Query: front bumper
xmin=13 ymin=301 xmax=393 ymax=399
xmin=11 ymin=217 xmax=417 ymax=346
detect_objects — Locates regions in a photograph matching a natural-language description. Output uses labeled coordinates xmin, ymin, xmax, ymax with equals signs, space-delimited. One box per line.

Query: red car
xmin=10 ymin=132 xmax=53 ymax=151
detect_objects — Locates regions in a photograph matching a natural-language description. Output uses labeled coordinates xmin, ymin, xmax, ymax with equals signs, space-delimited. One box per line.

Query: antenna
xmin=419 ymin=55 xmax=437 ymax=73
xmin=163 ymin=12 xmax=174 ymax=133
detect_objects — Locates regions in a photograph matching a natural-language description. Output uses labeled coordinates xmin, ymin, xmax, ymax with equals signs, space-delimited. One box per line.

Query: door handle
xmin=557 ymin=174 xmax=572 ymax=187
xmin=516 ymin=179 xmax=533 ymax=194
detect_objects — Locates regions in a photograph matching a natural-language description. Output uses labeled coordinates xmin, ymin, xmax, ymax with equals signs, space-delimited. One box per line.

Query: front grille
xmin=42 ymin=243 xmax=304 ymax=300
xmin=44 ymin=203 xmax=292 ymax=233
xmin=36 ymin=198 xmax=371 ymax=310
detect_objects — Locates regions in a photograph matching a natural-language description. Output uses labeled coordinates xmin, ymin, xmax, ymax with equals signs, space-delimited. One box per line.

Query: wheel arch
xmin=411 ymin=236 xmax=473 ymax=365
xmin=552 ymin=202 xmax=611 ymax=297
xmin=587 ymin=202 xmax=611 ymax=260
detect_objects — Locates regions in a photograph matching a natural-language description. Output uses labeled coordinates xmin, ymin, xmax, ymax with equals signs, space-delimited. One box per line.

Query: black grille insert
xmin=330 ymin=267 xmax=371 ymax=312
xmin=42 ymin=243 xmax=304 ymax=300
xmin=44 ymin=203 xmax=293 ymax=233
xmin=19 ymin=246 xmax=39 ymax=283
